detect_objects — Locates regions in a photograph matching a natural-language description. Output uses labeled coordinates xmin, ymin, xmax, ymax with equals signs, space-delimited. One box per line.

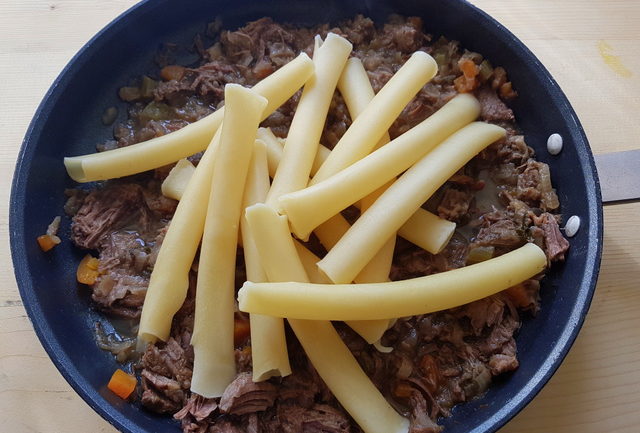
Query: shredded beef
xmin=276 ymin=404 xmax=352 ymax=433
xmin=219 ymin=372 xmax=277 ymax=415
xmin=472 ymin=219 xmax=524 ymax=250
xmin=437 ymin=187 xmax=474 ymax=222
xmin=174 ymin=394 xmax=218 ymax=422
xmin=141 ymin=369 xmax=186 ymax=414
xmin=533 ymin=212 xmax=570 ymax=261
xmin=391 ymin=234 xmax=468 ymax=280
xmin=409 ymin=391 xmax=443 ymax=433
xmin=70 ymin=182 xmax=170 ymax=317
xmin=493 ymin=134 xmax=533 ymax=164
xmin=71 ymin=183 xmax=150 ymax=249
xmin=477 ymin=85 xmax=514 ymax=122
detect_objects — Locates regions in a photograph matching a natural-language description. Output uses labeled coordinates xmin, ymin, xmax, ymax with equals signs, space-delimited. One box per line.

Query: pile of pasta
xmin=65 ymin=33 xmax=547 ymax=433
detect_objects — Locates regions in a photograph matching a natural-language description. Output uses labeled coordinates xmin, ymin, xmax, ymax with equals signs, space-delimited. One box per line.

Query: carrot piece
xmin=233 ymin=317 xmax=251 ymax=347
xmin=77 ymin=254 xmax=100 ymax=285
xmin=459 ymin=58 xmax=479 ymax=79
xmin=107 ymin=369 xmax=137 ymax=400
xmin=160 ymin=65 xmax=186 ymax=81
xmin=37 ymin=234 xmax=60 ymax=252
xmin=454 ymin=58 xmax=480 ymax=93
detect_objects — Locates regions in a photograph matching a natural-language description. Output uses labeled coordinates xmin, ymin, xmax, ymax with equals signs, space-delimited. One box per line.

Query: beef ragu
xmin=66 ymin=15 xmax=569 ymax=433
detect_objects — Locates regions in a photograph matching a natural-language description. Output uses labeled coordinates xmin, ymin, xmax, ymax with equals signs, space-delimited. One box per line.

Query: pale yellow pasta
xmin=319 ymin=122 xmax=506 ymax=284
xmin=313 ymin=34 xmax=323 ymax=56
xmin=240 ymin=140 xmax=292 ymax=382
xmin=317 ymin=57 xmax=396 ymax=284
xmin=310 ymin=51 xmax=437 ymax=185
xmin=244 ymin=203 xmax=409 ymax=433
xmin=257 ymin=127 xmax=284 ymax=178
xmin=261 ymin=123 xmax=455 ymax=254
xmin=138 ymin=128 xmax=221 ymax=346
xmin=337 ymin=57 xmax=390 ymax=151
xmin=259 ymin=120 xmax=397 ymax=341
xmin=161 ymin=158 xmax=195 ymax=200
xmin=242 ymin=140 xmax=271 ymax=209
xmin=64 ymin=53 xmax=313 ymax=182
xmin=288 ymin=321 xmax=410 ymax=433
xmin=313 ymin=213 xmax=353 ymax=251
xmin=362 ymin=182 xmax=456 ymax=255
xmin=398 ymin=209 xmax=456 ymax=254
xmin=346 ymin=320 xmax=394 ymax=346
xmin=238 ymin=243 xmax=547 ymax=320
xmin=279 ymin=93 xmax=481 ymax=240
xmin=190 ymin=85 xmax=267 ymax=398
xmin=256 ymin=127 xmax=329 ymax=178
xmin=294 ymin=240 xmax=332 ymax=284
xmin=293 ymin=238 xmax=390 ymax=344
xmin=314 ymin=210 xmax=392 ymax=284
xmin=312 ymin=144 xmax=332 ymax=176
xmin=266 ymin=33 xmax=352 ymax=205
xmin=354 ymin=235 xmax=395 ymax=283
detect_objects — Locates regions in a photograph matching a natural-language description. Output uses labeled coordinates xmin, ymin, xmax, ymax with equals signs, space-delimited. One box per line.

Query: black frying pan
xmin=9 ymin=1 xmax=603 ymax=432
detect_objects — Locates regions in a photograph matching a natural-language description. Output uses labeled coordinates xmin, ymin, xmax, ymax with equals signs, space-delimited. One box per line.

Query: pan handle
xmin=594 ymin=150 xmax=640 ymax=204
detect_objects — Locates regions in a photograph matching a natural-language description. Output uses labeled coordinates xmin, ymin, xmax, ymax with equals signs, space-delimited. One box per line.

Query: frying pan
xmin=9 ymin=0 xmax=603 ymax=432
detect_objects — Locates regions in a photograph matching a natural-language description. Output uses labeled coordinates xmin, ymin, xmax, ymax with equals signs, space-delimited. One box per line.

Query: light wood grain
xmin=1 ymin=1 xmax=638 ymax=432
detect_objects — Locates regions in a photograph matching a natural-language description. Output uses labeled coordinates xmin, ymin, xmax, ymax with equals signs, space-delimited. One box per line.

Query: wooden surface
xmin=1 ymin=1 xmax=638 ymax=432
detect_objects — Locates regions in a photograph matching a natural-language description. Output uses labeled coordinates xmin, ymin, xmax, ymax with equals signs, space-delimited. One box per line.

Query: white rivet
xmin=547 ymin=133 xmax=563 ymax=155
xmin=564 ymin=215 xmax=581 ymax=237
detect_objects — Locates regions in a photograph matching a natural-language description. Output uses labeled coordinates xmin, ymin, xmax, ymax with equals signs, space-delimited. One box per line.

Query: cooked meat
xmin=174 ymin=394 xmax=218 ymax=422
xmin=409 ymin=391 xmax=443 ymax=433
xmin=493 ymin=134 xmax=533 ymax=164
xmin=92 ymin=272 xmax=147 ymax=318
xmin=476 ymin=85 xmax=514 ymax=122
xmin=275 ymin=403 xmax=352 ymax=433
xmin=472 ymin=219 xmax=524 ymax=250
xmin=141 ymin=369 xmax=186 ymax=414
xmin=219 ymin=372 xmax=278 ymax=415
xmin=437 ymin=187 xmax=474 ymax=222
xmin=71 ymin=183 xmax=149 ymax=249
xmin=140 ymin=337 xmax=193 ymax=414
xmin=533 ymin=212 xmax=570 ymax=261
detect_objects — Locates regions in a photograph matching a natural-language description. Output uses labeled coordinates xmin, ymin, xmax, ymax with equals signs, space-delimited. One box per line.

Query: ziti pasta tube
xmin=256 ymin=127 xmax=330 ymax=179
xmin=161 ymin=158 xmax=195 ymax=200
xmin=240 ymin=140 xmax=292 ymax=382
xmin=293 ymin=237 xmax=391 ymax=344
xmin=265 ymin=33 xmax=352 ymax=205
xmin=261 ymin=122 xmax=390 ymax=342
xmin=262 ymin=124 xmax=455 ymax=254
xmin=398 ymin=209 xmax=457 ymax=254
xmin=336 ymin=57 xmax=455 ymax=254
xmin=279 ymin=93 xmax=481 ymax=240
xmin=190 ymin=85 xmax=267 ymax=398
xmin=316 ymin=58 xmax=397 ymax=285
xmin=337 ymin=57 xmax=391 ymax=151
xmin=244 ymin=204 xmax=409 ymax=433
xmin=238 ymin=243 xmax=547 ymax=320
xmin=319 ymin=122 xmax=506 ymax=284
xmin=138 ymin=128 xmax=221 ymax=346
xmin=310 ymin=51 xmax=437 ymax=185
xmin=64 ymin=53 xmax=313 ymax=182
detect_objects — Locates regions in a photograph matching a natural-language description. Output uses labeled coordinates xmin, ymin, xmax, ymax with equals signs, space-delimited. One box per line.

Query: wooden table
xmin=1 ymin=1 xmax=638 ymax=432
